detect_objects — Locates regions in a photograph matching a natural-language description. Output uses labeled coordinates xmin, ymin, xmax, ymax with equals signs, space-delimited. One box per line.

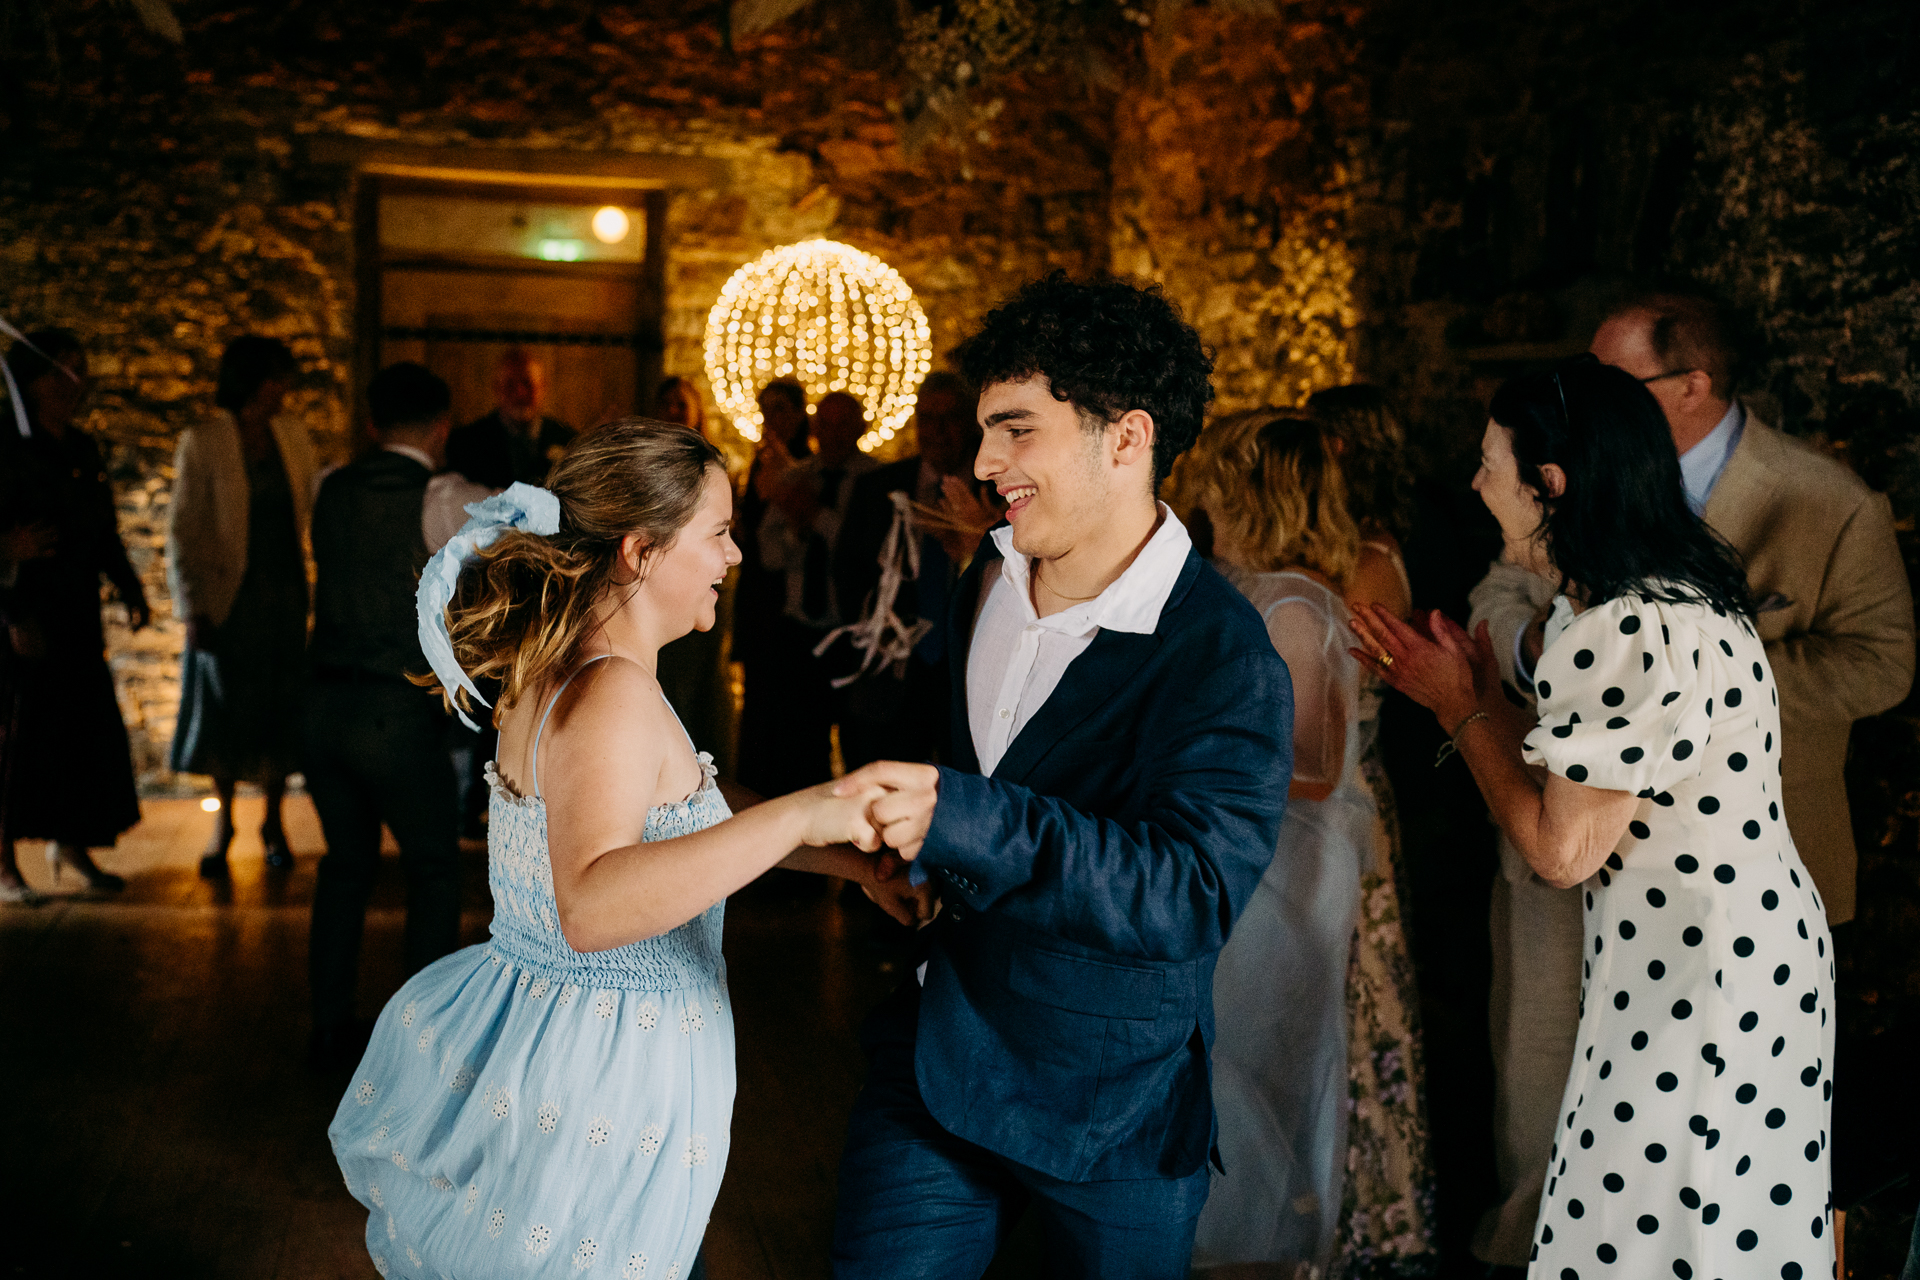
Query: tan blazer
xmin=166 ymin=411 xmax=316 ymax=628
xmin=1703 ymin=413 xmax=1915 ymax=924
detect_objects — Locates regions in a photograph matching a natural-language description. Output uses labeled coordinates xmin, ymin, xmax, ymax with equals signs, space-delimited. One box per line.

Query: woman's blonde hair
xmin=1174 ymin=408 xmax=1360 ymax=585
xmin=420 ymin=418 xmax=724 ymax=722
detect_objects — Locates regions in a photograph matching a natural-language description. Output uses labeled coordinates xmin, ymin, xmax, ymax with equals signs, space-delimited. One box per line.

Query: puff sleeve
xmin=1522 ymin=595 xmax=1716 ymax=797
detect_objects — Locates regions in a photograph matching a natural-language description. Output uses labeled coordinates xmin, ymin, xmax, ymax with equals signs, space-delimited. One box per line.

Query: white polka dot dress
xmin=1520 ymin=592 xmax=1834 ymax=1280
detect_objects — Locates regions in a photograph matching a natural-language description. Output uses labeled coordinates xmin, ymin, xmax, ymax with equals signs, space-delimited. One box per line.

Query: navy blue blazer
xmin=907 ymin=530 xmax=1293 ymax=1184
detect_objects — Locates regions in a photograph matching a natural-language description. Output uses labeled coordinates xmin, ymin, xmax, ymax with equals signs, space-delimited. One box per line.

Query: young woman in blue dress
xmin=330 ymin=419 xmax=931 ymax=1280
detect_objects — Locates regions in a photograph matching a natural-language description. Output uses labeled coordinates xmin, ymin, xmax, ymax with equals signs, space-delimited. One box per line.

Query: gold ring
xmin=1377 ymin=651 xmax=1395 ymax=669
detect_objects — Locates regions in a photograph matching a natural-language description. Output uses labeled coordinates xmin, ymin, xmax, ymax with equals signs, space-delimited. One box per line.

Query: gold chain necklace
xmin=1034 ymin=563 xmax=1104 ymax=603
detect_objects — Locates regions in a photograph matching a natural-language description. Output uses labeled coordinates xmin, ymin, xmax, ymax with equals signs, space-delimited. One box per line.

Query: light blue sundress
xmin=330 ymin=657 xmax=735 ymax=1279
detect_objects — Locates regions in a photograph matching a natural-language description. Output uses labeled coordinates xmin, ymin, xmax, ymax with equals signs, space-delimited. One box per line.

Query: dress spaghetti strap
xmin=530 ymin=653 xmax=613 ymax=801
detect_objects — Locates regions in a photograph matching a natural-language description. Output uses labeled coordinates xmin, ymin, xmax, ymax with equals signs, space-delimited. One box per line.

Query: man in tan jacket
xmin=1466 ymin=290 xmax=1914 ymax=1267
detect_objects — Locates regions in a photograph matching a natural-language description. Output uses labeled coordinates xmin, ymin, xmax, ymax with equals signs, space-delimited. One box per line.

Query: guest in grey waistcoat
xmin=305 ymin=362 xmax=464 ymax=1064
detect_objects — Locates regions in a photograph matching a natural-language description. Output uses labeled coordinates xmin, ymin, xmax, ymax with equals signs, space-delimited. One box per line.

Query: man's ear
xmin=1110 ymin=408 xmax=1157 ymax=470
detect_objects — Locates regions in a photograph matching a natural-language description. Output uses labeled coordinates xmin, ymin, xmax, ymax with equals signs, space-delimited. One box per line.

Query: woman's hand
xmin=1348 ymin=602 xmax=1491 ymax=731
xmin=856 ymin=849 xmax=942 ymax=928
xmin=795 ymin=781 xmax=887 ymax=852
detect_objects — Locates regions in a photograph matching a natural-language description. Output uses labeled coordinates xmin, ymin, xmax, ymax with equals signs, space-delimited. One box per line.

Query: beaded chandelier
xmin=704 ymin=239 xmax=933 ymax=451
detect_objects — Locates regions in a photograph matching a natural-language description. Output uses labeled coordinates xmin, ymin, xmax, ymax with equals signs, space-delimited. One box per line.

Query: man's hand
xmin=857 ymin=848 xmax=942 ymax=927
xmin=834 ymin=760 xmax=940 ymax=861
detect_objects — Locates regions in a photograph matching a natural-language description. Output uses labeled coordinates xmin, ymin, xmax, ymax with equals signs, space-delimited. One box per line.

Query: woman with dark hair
xmin=0 ymin=329 xmax=149 ymax=901
xmin=167 ymin=335 xmax=315 ymax=877
xmin=1353 ymin=356 xmax=1832 ymax=1279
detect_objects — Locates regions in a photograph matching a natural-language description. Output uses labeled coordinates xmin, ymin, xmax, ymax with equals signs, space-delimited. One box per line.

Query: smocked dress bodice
xmin=482 ymin=752 xmax=731 ymax=993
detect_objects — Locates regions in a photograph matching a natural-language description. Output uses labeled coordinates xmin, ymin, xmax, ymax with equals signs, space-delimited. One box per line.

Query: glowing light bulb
xmin=591 ymin=206 xmax=630 ymax=244
xmin=201 ymin=797 xmax=222 ymax=812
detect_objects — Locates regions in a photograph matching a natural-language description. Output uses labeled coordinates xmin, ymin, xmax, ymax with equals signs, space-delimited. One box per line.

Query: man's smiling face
xmin=973 ymin=375 xmax=1114 ymax=562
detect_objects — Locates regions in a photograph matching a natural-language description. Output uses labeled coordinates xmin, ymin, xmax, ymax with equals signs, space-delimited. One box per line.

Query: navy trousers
xmin=831 ymin=990 xmax=1207 ymax=1280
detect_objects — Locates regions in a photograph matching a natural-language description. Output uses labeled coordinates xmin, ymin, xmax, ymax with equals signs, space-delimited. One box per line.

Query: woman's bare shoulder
xmin=1348 ymin=543 xmax=1412 ymax=619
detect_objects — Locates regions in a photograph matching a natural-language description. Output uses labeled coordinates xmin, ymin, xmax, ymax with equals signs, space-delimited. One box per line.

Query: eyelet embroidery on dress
xmin=465 ymin=1184 xmax=479 ymax=1214
xmin=530 ymin=977 xmax=550 ymax=999
xmin=636 ymin=1000 xmax=659 ymax=1030
xmin=370 ymin=1254 xmax=390 ymax=1277
xmin=537 ymin=1102 xmax=561 ymax=1135
xmin=366 ymin=1125 xmax=390 ymax=1154
xmin=587 ymin=1116 xmax=612 ymax=1147
xmin=356 ymin=1080 xmax=379 ymax=1105
xmin=486 ymin=1207 xmax=506 ymax=1238
xmin=557 ymin=983 xmax=577 ymax=1007
xmin=572 ymin=1239 xmax=598 ymax=1270
xmin=387 ymin=1213 xmax=399 ymax=1241
xmin=368 ymin=1182 xmax=385 ymax=1209
xmin=636 ymin=1123 xmax=664 ymax=1157
xmin=679 ymin=1006 xmax=705 ymax=1035
xmin=416 ymin=1025 xmax=436 ymax=1054
xmin=623 ymin=1253 xmax=649 ymax=1278
xmin=526 ymin=1223 xmax=554 ymax=1256
xmin=682 ymin=1134 xmax=708 ymax=1167
xmin=450 ymin=1065 xmax=475 ymax=1092
xmin=391 ymin=1149 xmax=409 ymax=1171
xmin=407 ymin=1246 xmax=423 ymax=1268
xmin=485 ymin=1085 xmax=512 ymax=1120
xmin=431 ymin=1176 xmax=454 ymax=1192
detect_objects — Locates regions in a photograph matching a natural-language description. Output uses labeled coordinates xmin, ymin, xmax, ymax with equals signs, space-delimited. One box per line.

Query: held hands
xmin=796 ymin=781 xmax=888 ymax=853
xmin=1348 ymin=602 xmax=1501 ymax=731
xmin=833 ymin=760 xmax=940 ymax=861
xmin=858 ymin=848 xmax=942 ymax=928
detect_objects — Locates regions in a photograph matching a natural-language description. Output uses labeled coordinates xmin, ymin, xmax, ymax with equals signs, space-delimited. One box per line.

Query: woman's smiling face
xmin=637 ymin=465 xmax=739 ymax=636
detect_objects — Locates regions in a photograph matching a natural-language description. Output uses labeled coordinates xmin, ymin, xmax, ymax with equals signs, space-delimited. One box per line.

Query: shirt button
xmin=1025 ymin=624 xmax=1038 ymax=633
xmin=998 ymin=708 xmax=1010 ymax=719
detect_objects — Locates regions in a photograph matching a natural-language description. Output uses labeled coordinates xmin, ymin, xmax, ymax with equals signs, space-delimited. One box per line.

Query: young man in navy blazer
xmin=829 ymin=274 xmax=1295 ymax=1277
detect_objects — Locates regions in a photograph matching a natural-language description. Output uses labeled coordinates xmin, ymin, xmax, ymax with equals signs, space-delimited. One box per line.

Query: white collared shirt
xmin=1678 ymin=399 xmax=1746 ymax=517
xmin=966 ymin=503 xmax=1192 ymax=776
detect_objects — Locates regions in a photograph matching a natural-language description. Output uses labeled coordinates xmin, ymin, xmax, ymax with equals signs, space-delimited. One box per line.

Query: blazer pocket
xmin=1007 ymin=947 xmax=1165 ymax=1021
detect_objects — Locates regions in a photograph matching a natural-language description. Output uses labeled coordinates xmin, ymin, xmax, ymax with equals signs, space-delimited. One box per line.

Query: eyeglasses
xmin=1638 ymin=369 xmax=1694 ymax=385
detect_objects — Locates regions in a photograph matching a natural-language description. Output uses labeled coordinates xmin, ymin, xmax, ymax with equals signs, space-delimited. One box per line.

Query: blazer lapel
xmin=989 ymin=552 xmax=1204 ymax=786
xmin=1701 ymin=411 xmax=1777 ymax=552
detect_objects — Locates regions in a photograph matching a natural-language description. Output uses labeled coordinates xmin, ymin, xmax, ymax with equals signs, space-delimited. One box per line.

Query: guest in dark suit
xmin=830 ymin=275 xmax=1294 ymax=1278
xmin=444 ymin=348 xmax=575 ymax=489
xmin=831 ymin=371 xmax=997 ymax=769
xmin=305 ymin=362 xmax=463 ymax=1063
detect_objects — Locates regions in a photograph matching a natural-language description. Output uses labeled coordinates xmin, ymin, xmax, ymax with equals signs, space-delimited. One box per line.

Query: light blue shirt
xmin=1678 ymin=399 xmax=1746 ymax=516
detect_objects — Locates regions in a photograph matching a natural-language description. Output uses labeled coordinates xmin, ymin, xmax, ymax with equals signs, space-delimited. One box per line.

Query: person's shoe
xmin=46 ymin=844 xmax=125 ymax=893
xmin=0 ymin=876 xmax=42 ymax=907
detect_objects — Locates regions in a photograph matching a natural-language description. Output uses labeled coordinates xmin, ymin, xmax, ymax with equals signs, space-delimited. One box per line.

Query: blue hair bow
xmin=416 ymin=482 xmax=561 ymax=729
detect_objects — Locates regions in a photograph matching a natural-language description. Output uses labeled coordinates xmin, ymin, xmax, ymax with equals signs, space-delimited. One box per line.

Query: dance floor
xmin=0 ymin=795 xmax=1031 ymax=1279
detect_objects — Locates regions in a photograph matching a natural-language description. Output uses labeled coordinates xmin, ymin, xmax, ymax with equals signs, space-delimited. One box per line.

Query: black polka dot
xmin=1643 ymin=652 xmax=1654 ymax=672
xmin=1608 ymin=716 xmax=1631 ymax=729
xmin=1693 ymin=649 xmax=1700 ymax=667
xmin=1646 ymin=887 xmax=1665 ymax=906
xmin=1586 ymin=891 xmax=1594 ymax=911
xmin=1719 ymin=639 xmax=1734 ymax=656
xmin=1662 ymin=690 xmax=1681 ymax=705
xmin=1762 ymin=890 xmax=1778 ymax=910
xmin=1648 ymin=960 xmax=1666 ymax=979
xmin=1768 ymin=1183 xmax=1792 ymax=1205
xmin=1538 ymin=679 xmax=1553 ymax=698
xmin=1805 ymin=1141 xmax=1819 ymax=1161
xmin=1683 ymin=926 xmax=1703 ymax=946
xmin=1673 ymin=739 xmax=1694 ymax=760
xmin=1765 ymin=1108 xmax=1785 ymax=1128
xmin=1772 ymin=1036 xmax=1785 ymax=1056
xmin=1812 ymin=1216 xmax=1824 ymax=1238
xmin=1560 ymin=1269 xmax=1575 ymax=1280
xmin=1698 ymin=796 xmax=1720 ymax=814
xmin=1770 ymin=802 xmax=1780 ymax=821
xmin=1752 ymin=662 xmax=1763 ymax=680
xmin=1701 ymin=1043 xmax=1719 ymax=1065
xmin=1615 ymin=991 xmax=1631 ymax=1010
xmin=1714 ymin=864 xmax=1736 ymax=884
xmin=1801 ymin=1064 xmax=1819 ymax=1086
xmin=1620 ymin=920 xmax=1637 ymax=939
xmin=1773 ymin=963 xmax=1791 ymax=985
xmin=1729 ymin=752 xmax=1748 ymax=771
xmin=1674 ymin=1261 xmax=1693 ymax=1279
xmin=1603 ymin=687 xmax=1625 ymax=707
xmin=1702 ymin=1202 xmax=1720 ymax=1224
xmin=1569 ymin=1199 xmax=1585 ymax=1218
xmin=1638 ymin=1214 xmax=1660 ymax=1234
xmin=1597 ymin=1242 xmax=1617 ymax=1263
xmin=1600 ymin=1059 xmax=1613 ymax=1078
xmin=1688 ymin=1115 xmax=1708 ymax=1135
xmin=1630 ymin=821 xmax=1651 ymax=840
xmin=1620 ymin=615 xmax=1641 ymax=635
xmin=1656 ymin=1072 xmax=1678 ymax=1091
xmin=1796 ymin=920 xmax=1807 ymax=938
xmin=1743 ymin=820 xmax=1762 ymax=839
xmin=1679 ymin=1186 xmax=1700 ymax=1209
xmin=1766 ymin=732 xmax=1773 ymax=751
xmin=1736 ymin=1229 xmax=1757 ymax=1251
xmin=1581 ymin=1128 xmax=1595 ymax=1148
xmin=1737 ymin=1155 xmax=1751 ymax=1175
xmin=1614 ymin=1101 xmax=1634 ymax=1122
xmin=1736 ymin=1083 xmax=1756 ymax=1103
xmin=1671 ymin=1000 xmax=1692 ymax=1019
xmin=1575 ymin=649 xmax=1595 ymax=669
xmin=1706 ymin=699 xmax=1714 ymax=716
xmin=1646 ymin=1143 xmax=1667 ymax=1162
xmin=1568 ymin=764 xmax=1589 ymax=782
xmin=1604 ymin=1172 xmax=1625 ymax=1192
xmin=1726 ymin=687 xmax=1742 ymax=708
xmin=1739 ymin=1011 xmax=1758 ymax=1031
xmin=1675 ymin=855 xmax=1698 ymax=873
xmin=1733 ymin=936 xmax=1754 ymax=957
xmin=1784 ymin=1264 xmax=1803 ymax=1280
xmin=1553 ymin=723 xmax=1575 ymax=739
xmin=1606 ymin=852 xmax=1624 ymax=870
xmin=1632 ymin=1030 xmax=1649 ymax=1050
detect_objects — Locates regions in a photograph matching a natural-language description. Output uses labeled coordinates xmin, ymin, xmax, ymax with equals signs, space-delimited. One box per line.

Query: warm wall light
xmin=201 ymin=797 xmax=222 ymax=812
xmin=703 ymin=239 xmax=933 ymax=450
xmin=591 ymin=206 xmax=630 ymax=244
xmin=537 ymin=239 xmax=584 ymax=262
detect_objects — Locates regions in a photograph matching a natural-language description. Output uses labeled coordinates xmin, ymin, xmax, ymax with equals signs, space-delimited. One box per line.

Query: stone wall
xmin=0 ymin=1 xmax=1113 ymax=784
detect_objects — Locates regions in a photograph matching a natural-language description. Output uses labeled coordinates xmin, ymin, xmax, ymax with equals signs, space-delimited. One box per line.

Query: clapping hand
xmin=1348 ymin=603 xmax=1499 ymax=730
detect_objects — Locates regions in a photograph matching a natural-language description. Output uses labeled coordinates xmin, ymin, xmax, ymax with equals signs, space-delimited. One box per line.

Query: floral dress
xmin=330 ymin=664 xmax=734 ymax=1279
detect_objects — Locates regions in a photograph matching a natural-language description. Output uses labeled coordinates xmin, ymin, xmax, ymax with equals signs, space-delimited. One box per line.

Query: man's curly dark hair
xmin=955 ymin=272 xmax=1215 ymax=484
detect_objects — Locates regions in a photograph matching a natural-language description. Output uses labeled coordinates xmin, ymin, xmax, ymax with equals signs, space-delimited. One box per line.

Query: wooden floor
xmin=0 ymin=796 xmax=940 ymax=1279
